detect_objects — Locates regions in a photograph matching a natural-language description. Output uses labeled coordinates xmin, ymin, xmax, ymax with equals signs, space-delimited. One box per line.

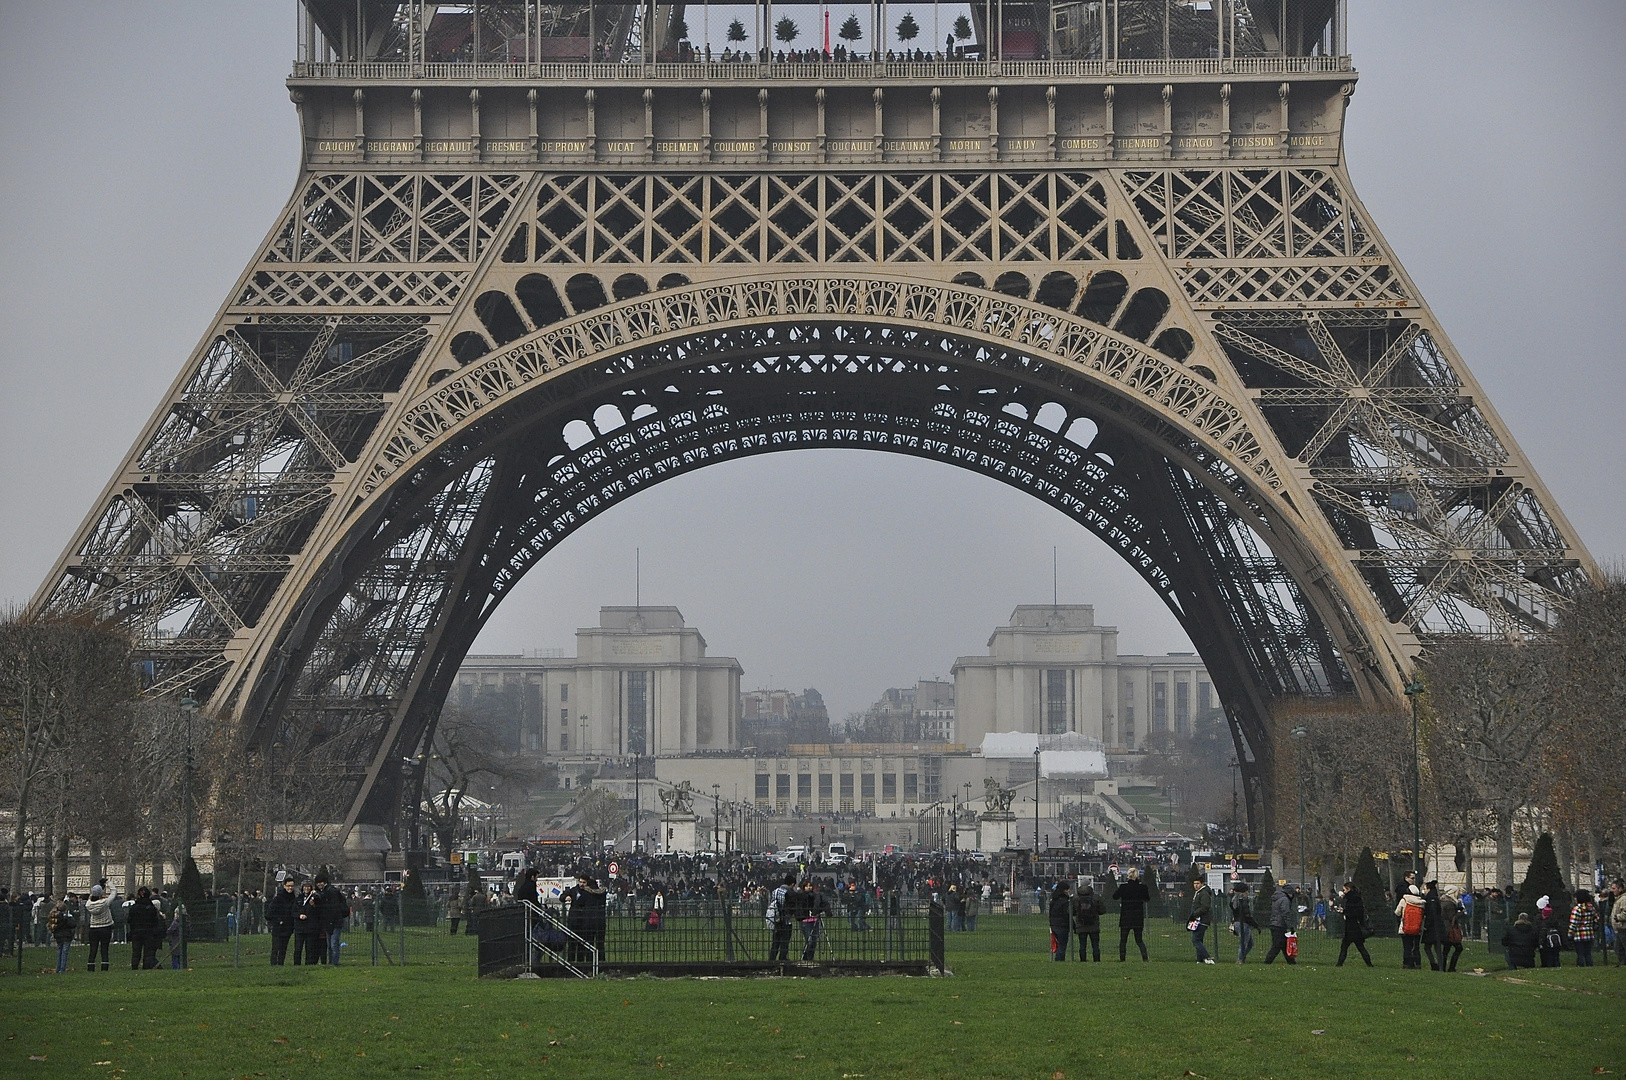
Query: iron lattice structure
xmin=33 ymin=1 xmax=1595 ymax=855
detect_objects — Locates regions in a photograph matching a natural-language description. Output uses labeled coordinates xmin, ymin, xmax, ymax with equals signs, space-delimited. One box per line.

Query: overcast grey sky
xmin=2 ymin=3 xmax=1622 ymax=723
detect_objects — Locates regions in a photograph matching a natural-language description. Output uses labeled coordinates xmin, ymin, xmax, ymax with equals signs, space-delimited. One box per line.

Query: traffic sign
xmin=608 ymin=861 xmax=620 ymax=877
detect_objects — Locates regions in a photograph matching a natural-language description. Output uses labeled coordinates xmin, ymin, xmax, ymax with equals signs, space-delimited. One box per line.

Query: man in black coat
xmin=1502 ymin=911 xmax=1539 ymax=969
xmin=1047 ymin=882 xmax=1072 ymax=961
xmin=1188 ymin=875 xmax=1216 ymax=964
xmin=293 ymin=882 xmax=325 ymax=965
xmin=1112 ymin=869 xmax=1151 ymax=962
xmin=1335 ymin=881 xmax=1373 ymax=967
xmin=126 ymin=887 xmax=163 ymax=970
xmin=265 ymin=877 xmax=298 ymax=965
xmin=314 ymin=874 xmax=349 ymax=965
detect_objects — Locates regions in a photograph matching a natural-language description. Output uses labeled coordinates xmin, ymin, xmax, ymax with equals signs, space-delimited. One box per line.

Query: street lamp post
xmin=179 ymin=694 xmax=198 ymax=969
xmin=1290 ymin=726 xmax=1308 ymax=894
xmin=1404 ymin=679 xmax=1425 ymax=882
xmin=712 ymin=783 xmax=721 ymax=852
xmin=1033 ymin=744 xmax=1041 ymax=853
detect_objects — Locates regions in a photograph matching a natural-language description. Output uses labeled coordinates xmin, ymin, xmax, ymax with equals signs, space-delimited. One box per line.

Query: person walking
xmin=1502 ymin=911 xmax=1538 ymax=969
xmin=1537 ymin=897 xmax=1563 ymax=968
xmin=1568 ymin=890 xmax=1599 ymax=967
xmin=49 ymin=895 xmax=79 ymax=973
xmin=1047 ymin=882 xmax=1072 ymax=962
xmin=293 ymin=881 xmax=324 ymax=965
xmin=1070 ymin=881 xmax=1103 ymax=961
xmin=1230 ymin=882 xmax=1258 ymax=964
xmin=1609 ymin=882 xmax=1626 ymax=966
xmin=165 ymin=908 xmax=185 ymax=969
xmin=1439 ymin=884 xmax=1466 ymax=972
xmin=127 ymin=887 xmax=162 ymax=970
xmin=83 ymin=885 xmax=115 ymax=972
xmin=766 ymin=874 xmax=795 ymax=962
xmin=1420 ymin=880 xmax=1447 ymax=971
xmin=446 ymin=888 xmax=464 ymax=935
xmin=1187 ymin=875 xmax=1215 ymax=964
xmin=1112 ymin=869 xmax=1151 ymax=962
xmin=1262 ymin=882 xmax=1298 ymax=965
xmin=266 ymin=877 xmax=298 ymax=965
xmin=960 ymin=886 xmax=976 ymax=933
xmin=1395 ymin=884 xmax=1425 ymax=969
xmin=1335 ymin=880 xmax=1374 ymax=967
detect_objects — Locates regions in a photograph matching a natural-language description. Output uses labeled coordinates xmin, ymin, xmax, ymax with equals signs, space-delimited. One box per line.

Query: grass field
xmin=4 ymin=916 xmax=1621 ymax=1078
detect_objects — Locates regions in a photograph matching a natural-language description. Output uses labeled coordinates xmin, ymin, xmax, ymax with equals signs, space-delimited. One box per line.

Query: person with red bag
xmin=1047 ymin=881 xmax=1072 ymax=962
xmin=1395 ymin=884 xmax=1426 ymax=969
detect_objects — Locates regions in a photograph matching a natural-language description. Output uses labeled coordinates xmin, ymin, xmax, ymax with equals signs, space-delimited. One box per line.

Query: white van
xmin=776 ymin=845 xmax=808 ymax=865
xmin=826 ymin=842 xmax=848 ymax=865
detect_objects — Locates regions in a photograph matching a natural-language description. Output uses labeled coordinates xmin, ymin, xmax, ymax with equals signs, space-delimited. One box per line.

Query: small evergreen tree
xmin=953 ymin=14 xmax=974 ymax=41
xmin=671 ymin=17 xmax=688 ymax=42
xmin=1256 ymin=876 xmax=1278 ymax=929
xmin=401 ymin=867 xmax=434 ymax=927
xmin=1516 ymin=832 xmax=1572 ymax=926
xmin=895 ymin=12 xmax=921 ymax=43
xmin=775 ymin=16 xmax=800 ymax=45
xmin=1351 ymin=846 xmax=1394 ymax=935
xmin=839 ymin=14 xmax=864 ymax=44
xmin=727 ymin=18 xmax=748 ymax=44
xmin=177 ymin=855 xmax=217 ymax=944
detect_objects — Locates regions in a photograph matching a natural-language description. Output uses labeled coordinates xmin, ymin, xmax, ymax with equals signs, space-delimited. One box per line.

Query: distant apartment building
xmin=451 ymin=607 xmax=742 ymax=760
xmin=739 ymin=687 xmax=831 ymax=753
xmin=847 ymin=679 xmax=957 ymax=743
xmin=951 ymin=605 xmax=1219 ymax=751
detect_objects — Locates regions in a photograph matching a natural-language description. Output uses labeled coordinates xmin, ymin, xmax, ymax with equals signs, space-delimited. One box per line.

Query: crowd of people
xmin=11 ymin=850 xmax=1623 ymax=975
xmin=1035 ymin=869 xmax=1626 ymax=971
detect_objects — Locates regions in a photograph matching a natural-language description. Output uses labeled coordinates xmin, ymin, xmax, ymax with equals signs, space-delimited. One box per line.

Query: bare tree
xmin=1268 ymin=698 xmax=1418 ymax=880
xmin=1420 ymin=640 xmax=1555 ymax=888
xmin=420 ymin=703 xmax=545 ymax=856
xmin=1548 ymin=574 xmax=1626 ymax=878
xmin=0 ymin=616 xmax=136 ymax=894
xmin=574 ymin=787 xmax=627 ymax=848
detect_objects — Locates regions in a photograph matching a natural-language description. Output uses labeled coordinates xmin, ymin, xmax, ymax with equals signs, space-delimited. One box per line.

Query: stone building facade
xmin=452 ymin=606 xmax=742 ymax=761
xmin=951 ymin=605 xmax=1219 ymax=751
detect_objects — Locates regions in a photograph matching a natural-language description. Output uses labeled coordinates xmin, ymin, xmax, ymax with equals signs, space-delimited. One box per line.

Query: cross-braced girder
xmin=32 ymin=123 xmax=1595 ymax=853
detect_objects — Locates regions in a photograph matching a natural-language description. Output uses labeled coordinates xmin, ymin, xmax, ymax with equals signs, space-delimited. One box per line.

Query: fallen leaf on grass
xmin=29 ymin=1056 xmax=47 ymax=1061
xmin=1311 ymin=1030 xmax=1325 ymax=1035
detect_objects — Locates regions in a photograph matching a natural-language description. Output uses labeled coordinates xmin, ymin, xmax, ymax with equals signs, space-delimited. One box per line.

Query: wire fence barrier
xmin=500 ymin=898 xmax=944 ymax=977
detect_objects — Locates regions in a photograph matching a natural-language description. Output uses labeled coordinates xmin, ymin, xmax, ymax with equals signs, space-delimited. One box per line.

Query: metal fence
xmin=497 ymin=897 xmax=944 ymax=977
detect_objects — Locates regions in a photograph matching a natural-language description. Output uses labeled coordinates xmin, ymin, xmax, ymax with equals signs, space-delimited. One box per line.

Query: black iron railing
xmin=512 ymin=897 xmax=940 ymax=973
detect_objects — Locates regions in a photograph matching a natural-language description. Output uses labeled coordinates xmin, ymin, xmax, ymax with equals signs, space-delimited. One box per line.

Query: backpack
xmin=765 ymin=886 xmax=787 ymax=929
xmin=1541 ymin=927 xmax=1563 ymax=952
xmin=55 ymin=908 xmax=76 ymax=933
xmin=1400 ymin=901 xmax=1423 ymax=936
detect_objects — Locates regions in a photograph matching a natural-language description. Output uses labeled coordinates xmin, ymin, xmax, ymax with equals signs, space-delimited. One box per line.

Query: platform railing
xmin=291 ymin=54 xmax=1352 ymax=83
xmin=522 ymin=900 xmax=598 ymax=979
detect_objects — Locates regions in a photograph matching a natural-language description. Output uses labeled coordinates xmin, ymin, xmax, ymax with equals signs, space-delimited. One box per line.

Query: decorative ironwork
xmin=30 ymin=15 xmax=1595 ymax=853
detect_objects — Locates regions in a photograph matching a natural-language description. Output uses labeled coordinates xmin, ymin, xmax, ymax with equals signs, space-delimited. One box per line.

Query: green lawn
xmin=4 ymin=917 xmax=1621 ymax=1078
